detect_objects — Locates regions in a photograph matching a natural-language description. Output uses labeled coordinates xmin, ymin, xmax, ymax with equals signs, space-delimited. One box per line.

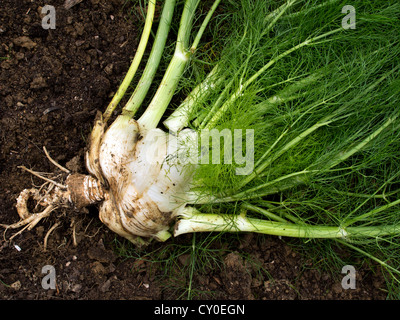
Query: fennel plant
xmin=3 ymin=0 xmax=400 ymax=297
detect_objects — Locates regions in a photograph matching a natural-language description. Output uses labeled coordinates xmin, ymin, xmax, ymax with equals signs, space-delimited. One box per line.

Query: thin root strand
xmin=43 ymin=222 xmax=61 ymax=251
xmin=18 ymin=166 xmax=67 ymax=189
xmin=43 ymin=146 xmax=70 ymax=174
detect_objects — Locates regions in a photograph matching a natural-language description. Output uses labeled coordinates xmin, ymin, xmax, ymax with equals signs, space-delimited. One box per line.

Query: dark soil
xmin=0 ymin=0 xmax=388 ymax=300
